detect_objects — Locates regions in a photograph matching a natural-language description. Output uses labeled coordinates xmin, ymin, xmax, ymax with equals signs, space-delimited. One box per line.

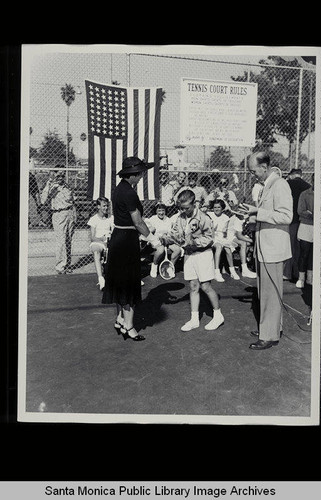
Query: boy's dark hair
xmin=154 ymin=201 xmax=167 ymax=213
xmin=96 ymin=196 xmax=109 ymax=207
xmin=212 ymin=198 xmax=226 ymax=210
xmin=177 ymin=189 xmax=195 ymax=204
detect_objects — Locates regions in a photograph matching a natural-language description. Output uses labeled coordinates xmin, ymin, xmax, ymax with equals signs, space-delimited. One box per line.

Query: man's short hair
xmin=177 ymin=189 xmax=195 ymax=204
xmin=252 ymin=151 xmax=271 ymax=167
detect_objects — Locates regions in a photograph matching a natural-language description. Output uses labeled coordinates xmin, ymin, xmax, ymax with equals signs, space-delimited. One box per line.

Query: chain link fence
xmin=26 ymin=50 xmax=316 ymax=276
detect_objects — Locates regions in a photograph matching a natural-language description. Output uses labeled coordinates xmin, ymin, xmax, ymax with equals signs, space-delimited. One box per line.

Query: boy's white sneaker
xmin=230 ymin=271 xmax=240 ymax=280
xmin=296 ymin=279 xmax=304 ymax=288
xmin=242 ymin=268 xmax=257 ymax=278
xmin=204 ymin=312 xmax=224 ymax=330
xmin=214 ymin=270 xmax=225 ymax=282
xmin=181 ymin=320 xmax=200 ymax=331
xmin=150 ymin=264 xmax=158 ymax=278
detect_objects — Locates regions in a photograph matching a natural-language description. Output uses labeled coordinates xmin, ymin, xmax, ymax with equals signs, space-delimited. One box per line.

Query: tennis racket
xmin=159 ymin=246 xmax=175 ymax=280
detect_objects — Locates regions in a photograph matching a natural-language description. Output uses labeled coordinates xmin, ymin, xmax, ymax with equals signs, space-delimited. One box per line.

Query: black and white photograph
xmin=18 ymin=44 xmax=320 ymax=425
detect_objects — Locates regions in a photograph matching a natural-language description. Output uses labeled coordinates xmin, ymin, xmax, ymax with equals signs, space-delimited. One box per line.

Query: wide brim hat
xmin=117 ymin=157 xmax=155 ymax=176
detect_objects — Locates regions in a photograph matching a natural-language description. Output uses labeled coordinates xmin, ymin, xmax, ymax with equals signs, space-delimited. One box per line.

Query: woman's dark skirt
xmin=102 ymin=228 xmax=142 ymax=307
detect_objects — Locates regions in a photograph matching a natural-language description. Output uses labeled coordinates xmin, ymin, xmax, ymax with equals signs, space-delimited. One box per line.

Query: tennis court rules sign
xmin=180 ymin=78 xmax=258 ymax=147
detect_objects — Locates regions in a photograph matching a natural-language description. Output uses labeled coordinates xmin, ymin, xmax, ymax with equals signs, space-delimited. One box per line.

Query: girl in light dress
xmin=207 ymin=199 xmax=240 ymax=282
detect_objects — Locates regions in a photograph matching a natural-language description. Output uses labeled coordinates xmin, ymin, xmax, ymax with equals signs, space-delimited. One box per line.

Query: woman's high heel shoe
xmin=114 ymin=320 xmax=125 ymax=335
xmin=121 ymin=327 xmax=145 ymax=341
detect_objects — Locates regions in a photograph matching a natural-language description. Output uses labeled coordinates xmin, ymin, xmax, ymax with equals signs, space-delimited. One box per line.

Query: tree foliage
xmin=60 ymin=83 xmax=76 ymax=107
xmin=36 ymin=130 xmax=76 ymax=165
xmin=206 ymin=146 xmax=235 ymax=171
xmin=232 ymin=56 xmax=315 ymax=145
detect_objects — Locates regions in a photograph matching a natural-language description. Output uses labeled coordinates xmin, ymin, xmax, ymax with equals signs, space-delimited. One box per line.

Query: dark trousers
xmin=298 ymin=239 xmax=313 ymax=272
xmin=283 ymin=222 xmax=300 ymax=280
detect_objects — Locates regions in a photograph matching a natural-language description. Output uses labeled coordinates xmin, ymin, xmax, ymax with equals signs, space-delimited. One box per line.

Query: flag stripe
xmin=143 ymin=89 xmax=150 ymax=200
xmin=136 ymin=89 xmax=145 ymax=200
xmin=105 ymin=139 xmax=112 ymax=200
xmin=88 ymin=133 xmax=95 ymax=198
xmin=111 ymin=139 xmax=117 ymax=195
xmin=133 ymin=89 xmax=139 ymax=157
xmin=93 ymin=135 xmax=100 ymax=199
xmin=147 ymin=88 xmax=156 ymax=199
xmin=127 ymin=89 xmax=134 ymax=158
xmin=99 ymin=136 xmax=106 ymax=198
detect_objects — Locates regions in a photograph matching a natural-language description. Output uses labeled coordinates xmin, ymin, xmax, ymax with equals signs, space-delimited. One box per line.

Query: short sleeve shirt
xmin=112 ymin=179 xmax=143 ymax=226
xmin=87 ymin=214 xmax=114 ymax=239
xmin=147 ymin=215 xmax=172 ymax=236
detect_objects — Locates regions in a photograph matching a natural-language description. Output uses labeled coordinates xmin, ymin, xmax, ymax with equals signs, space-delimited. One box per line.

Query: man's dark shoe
xmin=250 ymin=330 xmax=283 ymax=338
xmin=249 ymin=339 xmax=279 ymax=350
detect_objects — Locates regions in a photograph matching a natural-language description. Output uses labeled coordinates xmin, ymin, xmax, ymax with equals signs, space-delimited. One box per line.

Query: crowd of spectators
xmin=28 ymin=165 xmax=314 ymax=289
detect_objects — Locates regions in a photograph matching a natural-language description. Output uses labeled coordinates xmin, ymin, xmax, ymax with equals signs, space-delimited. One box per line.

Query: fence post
xmin=127 ymin=53 xmax=131 ymax=87
xmin=295 ymin=68 xmax=303 ymax=169
xmin=307 ymin=71 xmax=313 ymax=166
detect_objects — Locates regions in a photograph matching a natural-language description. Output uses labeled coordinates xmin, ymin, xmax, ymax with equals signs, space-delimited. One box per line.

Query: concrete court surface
xmin=24 ymin=268 xmax=314 ymax=420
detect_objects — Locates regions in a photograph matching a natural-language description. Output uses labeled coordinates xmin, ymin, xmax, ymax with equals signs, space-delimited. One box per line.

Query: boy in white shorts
xmin=87 ymin=197 xmax=114 ymax=290
xmin=162 ymin=189 xmax=224 ymax=332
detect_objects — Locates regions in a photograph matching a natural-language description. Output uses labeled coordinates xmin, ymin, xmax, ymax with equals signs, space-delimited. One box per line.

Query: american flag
xmin=85 ymin=80 xmax=162 ymax=200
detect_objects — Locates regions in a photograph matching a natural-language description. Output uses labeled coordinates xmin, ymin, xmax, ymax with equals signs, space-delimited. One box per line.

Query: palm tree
xmin=60 ymin=84 xmax=76 ymax=173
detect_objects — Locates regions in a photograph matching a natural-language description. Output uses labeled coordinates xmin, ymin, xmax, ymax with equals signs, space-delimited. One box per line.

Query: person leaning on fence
xmin=242 ymin=151 xmax=293 ymax=351
xmin=171 ymin=171 xmax=187 ymax=195
xmin=174 ymin=172 xmax=207 ymax=209
xmin=102 ymin=157 xmax=162 ymax=342
xmin=159 ymin=171 xmax=177 ymax=217
xmin=161 ymin=189 xmax=224 ymax=332
xmin=203 ymin=176 xmax=238 ymax=212
xmin=28 ymin=170 xmax=46 ymax=228
xmin=40 ymin=167 xmax=77 ymax=274
xmin=87 ymin=197 xmax=114 ymax=291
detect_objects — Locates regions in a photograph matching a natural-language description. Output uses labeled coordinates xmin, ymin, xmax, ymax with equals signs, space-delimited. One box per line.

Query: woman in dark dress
xmin=102 ymin=157 xmax=161 ymax=341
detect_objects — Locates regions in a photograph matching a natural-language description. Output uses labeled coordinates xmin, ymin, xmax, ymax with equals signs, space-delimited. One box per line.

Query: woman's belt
xmin=114 ymin=224 xmax=136 ymax=230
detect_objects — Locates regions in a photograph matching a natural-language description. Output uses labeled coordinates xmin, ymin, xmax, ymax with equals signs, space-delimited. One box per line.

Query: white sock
xmin=191 ymin=311 xmax=199 ymax=322
xmin=151 ymin=262 xmax=157 ymax=270
xmin=229 ymin=266 xmax=235 ymax=273
xmin=241 ymin=263 xmax=248 ymax=271
xmin=214 ymin=308 xmax=222 ymax=316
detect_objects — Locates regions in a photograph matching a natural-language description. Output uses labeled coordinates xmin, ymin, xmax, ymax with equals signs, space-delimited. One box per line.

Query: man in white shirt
xmin=159 ymin=171 xmax=176 ymax=216
xmin=41 ymin=168 xmax=77 ymax=274
xmin=175 ymin=172 xmax=207 ymax=208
